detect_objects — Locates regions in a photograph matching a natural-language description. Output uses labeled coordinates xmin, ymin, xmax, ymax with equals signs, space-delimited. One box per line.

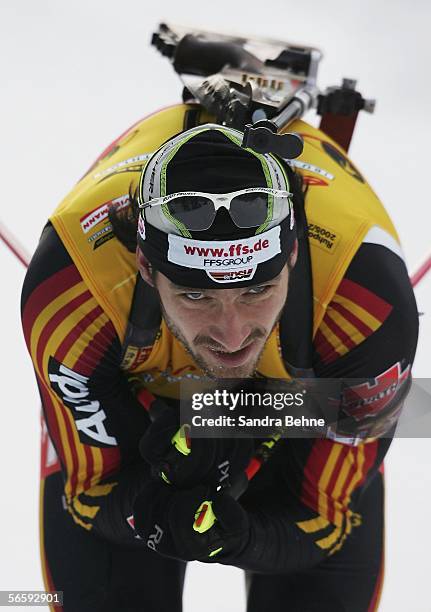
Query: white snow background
xmin=1 ymin=1 xmax=430 ymax=610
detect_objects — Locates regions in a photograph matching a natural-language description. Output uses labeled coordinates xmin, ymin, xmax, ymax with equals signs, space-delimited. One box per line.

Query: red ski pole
xmin=0 ymin=221 xmax=30 ymax=268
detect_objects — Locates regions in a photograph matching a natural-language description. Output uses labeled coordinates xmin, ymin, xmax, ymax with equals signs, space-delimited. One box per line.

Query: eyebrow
xmin=171 ymin=284 xmax=206 ymax=292
xmin=170 ymin=279 xmax=279 ymax=292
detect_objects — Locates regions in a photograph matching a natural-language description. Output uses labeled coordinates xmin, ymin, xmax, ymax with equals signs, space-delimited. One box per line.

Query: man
xmin=21 ymin=105 xmax=418 ymax=611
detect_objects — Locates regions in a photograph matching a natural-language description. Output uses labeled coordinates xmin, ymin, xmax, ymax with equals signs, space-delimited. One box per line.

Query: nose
xmin=208 ymin=304 xmax=252 ymax=352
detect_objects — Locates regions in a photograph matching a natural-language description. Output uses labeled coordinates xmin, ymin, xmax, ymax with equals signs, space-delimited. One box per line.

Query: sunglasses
xmin=139 ymin=187 xmax=294 ymax=235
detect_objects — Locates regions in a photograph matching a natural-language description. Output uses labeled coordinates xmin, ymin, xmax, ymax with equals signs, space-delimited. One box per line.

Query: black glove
xmin=139 ymin=402 xmax=254 ymax=488
xmin=132 ymin=480 xmax=250 ymax=562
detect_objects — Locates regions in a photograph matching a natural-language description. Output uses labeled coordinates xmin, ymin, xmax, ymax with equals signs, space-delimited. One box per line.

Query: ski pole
xmin=410 ymin=251 xmax=431 ymax=288
xmin=0 ymin=221 xmax=31 ymax=268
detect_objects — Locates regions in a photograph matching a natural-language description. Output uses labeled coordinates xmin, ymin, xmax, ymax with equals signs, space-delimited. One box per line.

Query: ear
xmin=288 ymin=239 xmax=299 ymax=268
xmin=136 ymin=248 xmax=155 ymax=287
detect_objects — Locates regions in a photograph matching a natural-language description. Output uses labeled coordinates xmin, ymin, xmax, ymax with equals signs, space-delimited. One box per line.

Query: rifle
xmin=152 ymin=23 xmax=375 ymax=156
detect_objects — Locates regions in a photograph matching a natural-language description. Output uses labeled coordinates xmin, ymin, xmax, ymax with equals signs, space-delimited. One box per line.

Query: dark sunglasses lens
xmin=230 ymin=192 xmax=269 ymax=228
xmin=167 ymin=196 xmax=216 ymax=231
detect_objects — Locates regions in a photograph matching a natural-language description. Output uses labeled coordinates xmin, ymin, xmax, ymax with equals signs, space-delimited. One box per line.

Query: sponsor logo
xmin=121 ymin=345 xmax=153 ymax=370
xmin=208 ymin=268 xmax=256 ymax=283
xmin=87 ymin=224 xmax=112 ymax=243
xmin=48 ymin=357 xmax=118 ymax=447
xmin=80 ymin=195 xmax=129 ymax=234
xmin=168 ymin=227 xmax=281 ymax=280
xmin=147 ymin=524 xmax=164 ymax=551
xmin=339 ymin=362 xmax=411 ymax=421
xmin=87 ymin=224 xmax=115 ymax=250
xmin=308 ymin=223 xmax=340 ymax=253
xmin=93 ymin=232 xmax=114 ymax=250
xmin=184 ymin=238 xmax=269 ymax=260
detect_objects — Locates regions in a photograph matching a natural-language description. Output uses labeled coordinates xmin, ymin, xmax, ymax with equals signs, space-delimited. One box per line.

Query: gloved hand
xmin=139 ymin=402 xmax=254 ymax=489
xmin=132 ymin=480 xmax=250 ymax=562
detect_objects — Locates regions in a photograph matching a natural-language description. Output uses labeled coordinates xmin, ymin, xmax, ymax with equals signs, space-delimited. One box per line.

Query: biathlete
xmin=21 ymin=106 xmax=418 ymax=611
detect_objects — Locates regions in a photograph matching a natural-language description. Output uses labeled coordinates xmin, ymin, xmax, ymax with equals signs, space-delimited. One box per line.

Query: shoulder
xmin=21 ymin=224 xmax=119 ymax=379
xmin=21 ymin=223 xmax=78 ymax=312
xmin=313 ymin=241 xmax=419 ymax=377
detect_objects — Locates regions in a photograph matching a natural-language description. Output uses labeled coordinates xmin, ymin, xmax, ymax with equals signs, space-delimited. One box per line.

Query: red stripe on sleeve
xmin=300 ymin=440 xmax=334 ymax=512
xmin=71 ymin=320 xmax=120 ymax=482
xmin=314 ymin=329 xmax=342 ymax=365
xmin=35 ymin=291 xmax=92 ymax=375
xmin=325 ymin=445 xmax=350 ymax=496
xmin=329 ymin=301 xmax=374 ymax=338
xmin=339 ymin=457 xmax=358 ymax=505
xmin=336 ymin=443 xmax=378 ymax=514
xmin=55 ymin=305 xmax=104 ymax=362
xmin=22 ymin=265 xmax=82 ymax=344
xmin=98 ymin=447 xmax=122 ymax=480
xmin=336 ymin=279 xmax=393 ymax=322
xmin=323 ymin=313 xmax=356 ymax=351
xmin=323 ymin=445 xmax=350 ymax=524
xmin=34 ymin=295 xmax=118 ymax=496
xmin=72 ymin=320 xmax=117 ymax=376
xmin=83 ymin=444 xmax=95 ymax=492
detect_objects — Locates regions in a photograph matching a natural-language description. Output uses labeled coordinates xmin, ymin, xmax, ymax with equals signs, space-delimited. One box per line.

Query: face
xmin=152 ymin=267 xmax=290 ymax=379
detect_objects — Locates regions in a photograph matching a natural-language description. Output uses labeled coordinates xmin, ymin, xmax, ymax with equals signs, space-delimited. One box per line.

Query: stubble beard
xmin=160 ymin=302 xmax=285 ymax=380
